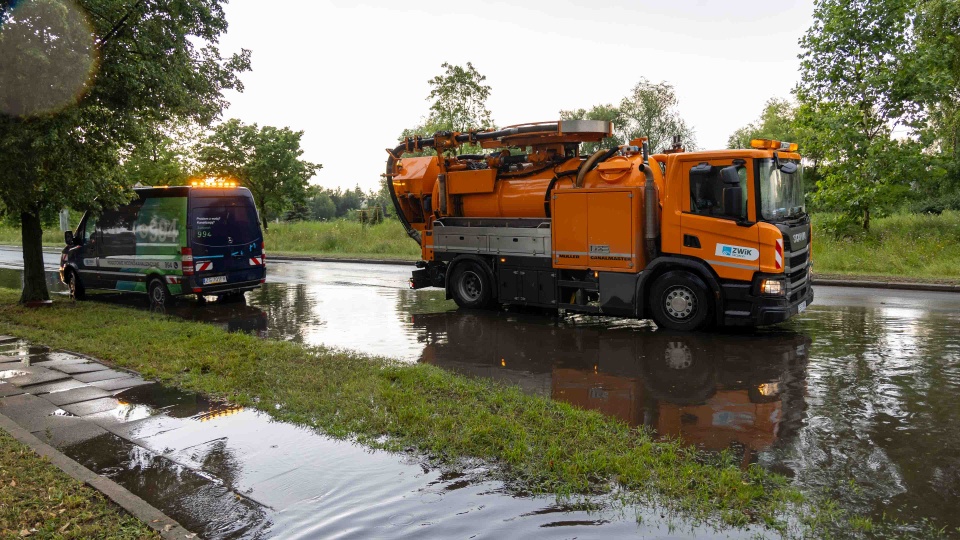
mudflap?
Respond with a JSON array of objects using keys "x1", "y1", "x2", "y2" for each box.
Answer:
[{"x1": 411, "y1": 268, "x2": 432, "y2": 289}]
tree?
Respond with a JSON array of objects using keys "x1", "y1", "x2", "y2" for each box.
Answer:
[
  {"x1": 795, "y1": 0, "x2": 920, "y2": 230},
  {"x1": 123, "y1": 121, "x2": 201, "y2": 186},
  {"x1": 426, "y1": 61, "x2": 493, "y2": 133},
  {"x1": 559, "y1": 78, "x2": 696, "y2": 155},
  {"x1": 618, "y1": 78, "x2": 696, "y2": 153},
  {"x1": 397, "y1": 62, "x2": 495, "y2": 156},
  {"x1": 196, "y1": 119, "x2": 321, "y2": 229},
  {"x1": 305, "y1": 186, "x2": 336, "y2": 221},
  {"x1": 726, "y1": 98, "x2": 799, "y2": 149},
  {"x1": 0, "y1": 0, "x2": 250, "y2": 303},
  {"x1": 910, "y1": 0, "x2": 960, "y2": 200}
]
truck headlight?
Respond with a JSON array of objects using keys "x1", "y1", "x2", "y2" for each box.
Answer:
[{"x1": 760, "y1": 278, "x2": 785, "y2": 296}]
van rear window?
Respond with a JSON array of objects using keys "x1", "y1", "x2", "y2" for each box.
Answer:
[{"x1": 190, "y1": 199, "x2": 261, "y2": 247}]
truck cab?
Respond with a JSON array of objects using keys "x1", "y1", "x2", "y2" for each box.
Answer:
[{"x1": 654, "y1": 141, "x2": 812, "y2": 327}]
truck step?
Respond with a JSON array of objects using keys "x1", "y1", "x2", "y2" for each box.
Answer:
[{"x1": 557, "y1": 280, "x2": 598, "y2": 291}]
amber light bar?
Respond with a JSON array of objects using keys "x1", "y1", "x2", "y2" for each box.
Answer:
[
  {"x1": 750, "y1": 139, "x2": 799, "y2": 152},
  {"x1": 190, "y1": 177, "x2": 239, "y2": 188}
]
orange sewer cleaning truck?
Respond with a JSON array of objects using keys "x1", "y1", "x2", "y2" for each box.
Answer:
[{"x1": 385, "y1": 121, "x2": 813, "y2": 331}]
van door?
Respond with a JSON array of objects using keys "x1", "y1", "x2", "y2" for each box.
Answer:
[
  {"x1": 188, "y1": 191, "x2": 264, "y2": 287},
  {"x1": 98, "y1": 200, "x2": 143, "y2": 291},
  {"x1": 76, "y1": 213, "x2": 103, "y2": 288}
]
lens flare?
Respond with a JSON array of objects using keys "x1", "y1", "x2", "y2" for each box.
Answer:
[{"x1": 0, "y1": 0, "x2": 98, "y2": 117}]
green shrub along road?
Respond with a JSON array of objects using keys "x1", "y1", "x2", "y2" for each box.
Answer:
[
  {"x1": 0, "y1": 289, "x2": 930, "y2": 538},
  {"x1": 2, "y1": 212, "x2": 959, "y2": 281}
]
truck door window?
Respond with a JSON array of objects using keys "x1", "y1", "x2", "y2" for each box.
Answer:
[{"x1": 689, "y1": 163, "x2": 747, "y2": 220}]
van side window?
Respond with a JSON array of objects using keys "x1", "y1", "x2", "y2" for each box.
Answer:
[
  {"x1": 83, "y1": 215, "x2": 98, "y2": 243},
  {"x1": 99, "y1": 200, "x2": 142, "y2": 258},
  {"x1": 689, "y1": 163, "x2": 747, "y2": 220}
]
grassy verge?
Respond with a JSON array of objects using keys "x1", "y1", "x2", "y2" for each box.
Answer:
[
  {"x1": 811, "y1": 211, "x2": 960, "y2": 281},
  {"x1": 0, "y1": 290, "x2": 869, "y2": 536},
  {"x1": 264, "y1": 220, "x2": 420, "y2": 260},
  {"x1": 0, "y1": 429, "x2": 158, "y2": 539}
]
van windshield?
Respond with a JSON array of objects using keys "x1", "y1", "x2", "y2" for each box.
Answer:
[{"x1": 190, "y1": 196, "x2": 262, "y2": 248}]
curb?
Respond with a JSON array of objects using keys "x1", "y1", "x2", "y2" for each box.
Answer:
[
  {"x1": 0, "y1": 412, "x2": 196, "y2": 539},
  {"x1": 270, "y1": 254, "x2": 416, "y2": 266},
  {"x1": 813, "y1": 278, "x2": 960, "y2": 293}
]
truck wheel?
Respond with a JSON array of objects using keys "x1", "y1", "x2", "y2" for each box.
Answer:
[
  {"x1": 66, "y1": 270, "x2": 85, "y2": 301},
  {"x1": 148, "y1": 278, "x2": 171, "y2": 307},
  {"x1": 450, "y1": 261, "x2": 493, "y2": 309},
  {"x1": 649, "y1": 271, "x2": 710, "y2": 331}
]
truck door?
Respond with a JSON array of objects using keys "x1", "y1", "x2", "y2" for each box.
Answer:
[{"x1": 679, "y1": 159, "x2": 759, "y2": 284}]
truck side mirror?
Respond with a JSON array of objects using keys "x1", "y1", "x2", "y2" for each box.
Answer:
[
  {"x1": 64, "y1": 231, "x2": 74, "y2": 245},
  {"x1": 720, "y1": 165, "x2": 741, "y2": 185},
  {"x1": 779, "y1": 161, "x2": 798, "y2": 174},
  {"x1": 723, "y1": 185, "x2": 743, "y2": 219}
]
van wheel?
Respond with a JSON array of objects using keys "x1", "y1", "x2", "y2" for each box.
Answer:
[
  {"x1": 148, "y1": 278, "x2": 171, "y2": 307},
  {"x1": 66, "y1": 271, "x2": 85, "y2": 301},
  {"x1": 649, "y1": 271, "x2": 710, "y2": 331},
  {"x1": 450, "y1": 261, "x2": 494, "y2": 309}
]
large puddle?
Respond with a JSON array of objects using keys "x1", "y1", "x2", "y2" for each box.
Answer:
[{"x1": 2, "y1": 262, "x2": 960, "y2": 534}]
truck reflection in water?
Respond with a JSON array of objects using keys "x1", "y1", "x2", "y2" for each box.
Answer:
[
  {"x1": 90, "y1": 292, "x2": 269, "y2": 337},
  {"x1": 412, "y1": 310, "x2": 809, "y2": 463}
]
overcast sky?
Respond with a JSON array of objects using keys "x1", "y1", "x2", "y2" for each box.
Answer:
[{"x1": 216, "y1": 0, "x2": 815, "y2": 192}]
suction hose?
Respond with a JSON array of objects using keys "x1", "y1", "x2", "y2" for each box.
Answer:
[
  {"x1": 386, "y1": 143, "x2": 422, "y2": 245},
  {"x1": 575, "y1": 146, "x2": 620, "y2": 188}
]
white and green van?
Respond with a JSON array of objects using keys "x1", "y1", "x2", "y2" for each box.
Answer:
[{"x1": 59, "y1": 185, "x2": 266, "y2": 304}]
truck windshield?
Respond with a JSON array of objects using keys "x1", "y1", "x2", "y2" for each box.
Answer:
[{"x1": 758, "y1": 158, "x2": 804, "y2": 221}]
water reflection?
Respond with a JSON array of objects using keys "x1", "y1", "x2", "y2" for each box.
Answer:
[
  {"x1": 782, "y1": 306, "x2": 960, "y2": 531},
  {"x1": 411, "y1": 310, "x2": 809, "y2": 461}
]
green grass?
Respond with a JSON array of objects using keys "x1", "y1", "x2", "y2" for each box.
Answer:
[
  {"x1": 0, "y1": 430, "x2": 159, "y2": 539},
  {"x1": 0, "y1": 289, "x2": 822, "y2": 535},
  {"x1": 812, "y1": 211, "x2": 960, "y2": 280},
  {"x1": 264, "y1": 220, "x2": 420, "y2": 260}
]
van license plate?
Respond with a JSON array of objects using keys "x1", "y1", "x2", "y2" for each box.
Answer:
[
  {"x1": 203, "y1": 276, "x2": 227, "y2": 285},
  {"x1": 797, "y1": 301, "x2": 807, "y2": 313}
]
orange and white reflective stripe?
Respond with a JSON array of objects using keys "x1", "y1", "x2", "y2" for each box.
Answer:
[
  {"x1": 775, "y1": 238, "x2": 784, "y2": 270},
  {"x1": 249, "y1": 256, "x2": 264, "y2": 266},
  {"x1": 196, "y1": 261, "x2": 213, "y2": 272}
]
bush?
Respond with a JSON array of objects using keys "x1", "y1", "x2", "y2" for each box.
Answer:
[{"x1": 910, "y1": 192, "x2": 960, "y2": 215}]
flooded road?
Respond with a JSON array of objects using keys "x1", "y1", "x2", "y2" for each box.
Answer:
[{"x1": 2, "y1": 249, "x2": 960, "y2": 534}]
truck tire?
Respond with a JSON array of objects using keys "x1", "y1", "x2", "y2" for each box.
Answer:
[
  {"x1": 148, "y1": 278, "x2": 171, "y2": 307},
  {"x1": 449, "y1": 261, "x2": 494, "y2": 309},
  {"x1": 649, "y1": 271, "x2": 710, "y2": 331},
  {"x1": 66, "y1": 270, "x2": 85, "y2": 301}
]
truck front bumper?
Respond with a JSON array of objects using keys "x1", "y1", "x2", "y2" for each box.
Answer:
[{"x1": 722, "y1": 272, "x2": 814, "y2": 327}]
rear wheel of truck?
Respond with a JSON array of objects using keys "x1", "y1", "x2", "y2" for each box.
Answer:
[
  {"x1": 66, "y1": 270, "x2": 85, "y2": 301},
  {"x1": 148, "y1": 278, "x2": 171, "y2": 307},
  {"x1": 649, "y1": 271, "x2": 710, "y2": 331},
  {"x1": 450, "y1": 261, "x2": 493, "y2": 309}
]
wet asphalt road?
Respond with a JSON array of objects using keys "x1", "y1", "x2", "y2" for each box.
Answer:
[{"x1": 2, "y1": 246, "x2": 960, "y2": 535}]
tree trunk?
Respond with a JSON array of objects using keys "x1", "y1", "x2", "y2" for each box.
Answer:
[
  {"x1": 258, "y1": 195, "x2": 269, "y2": 231},
  {"x1": 19, "y1": 211, "x2": 50, "y2": 304}
]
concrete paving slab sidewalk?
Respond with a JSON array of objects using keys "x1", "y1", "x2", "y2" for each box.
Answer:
[{"x1": 0, "y1": 338, "x2": 273, "y2": 537}]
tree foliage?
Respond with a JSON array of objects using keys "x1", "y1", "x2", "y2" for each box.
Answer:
[
  {"x1": 0, "y1": 0, "x2": 250, "y2": 302},
  {"x1": 726, "y1": 98, "x2": 799, "y2": 149},
  {"x1": 561, "y1": 78, "x2": 696, "y2": 154},
  {"x1": 795, "y1": 0, "x2": 922, "y2": 229},
  {"x1": 196, "y1": 119, "x2": 321, "y2": 229},
  {"x1": 398, "y1": 61, "x2": 495, "y2": 156},
  {"x1": 426, "y1": 61, "x2": 493, "y2": 133}
]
